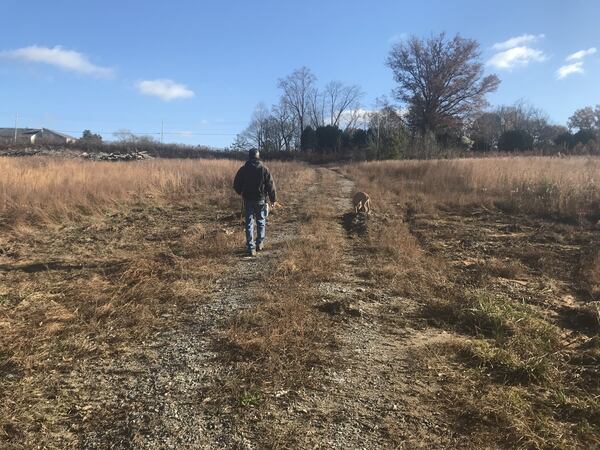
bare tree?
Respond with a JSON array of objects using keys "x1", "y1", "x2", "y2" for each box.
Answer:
[
  {"x1": 470, "y1": 112, "x2": 502, "y2": 150},
  {"x1": 387, "y1": 33, "x2": 500, "y2": 136},
  {"x1": 242, "y1": 103, "x2": 297, "y2": 153},
  {"x1": 230, "y1": 133, "x2": 251, "y2": 151},
  {"x1": 113, "y1": 129, "x2": 137, "y2": 142},
  {"x1": 278, "y1": 67, "x2": 317, "y2": 144},
  {"x1": 324, "y1": 81, "x2": 363, "y2": 129},
  {"x1": 242, "y1": 103, "x2": 271, "y2": 150},
  {"x1": 271, "y1": 101, "x2": 297, "y2": 152},
  {"x1": 339, "y1": 108, "x2": 363, "y2": 131},
  {"x1": 308, "y1": 89, "x2": 326, "y2": 128},
  {"x1": 495, "y1": 101, "x2": 549, "y2": 142},
  {"x1": 112, "y1": 129, "x2": 157, "y2": 144},
  {"x1": 568, "y1": 105, "x2": 599, "y2": 131},
  {"x1": 470, "y1": 101, "x2": 550, "y2": 149},
  {"x1": 368, "y1": 102, "x2": 408, "y2": 158},
  {"x1": 538, "y1": 124, "x2": 568, "y2": 146}
]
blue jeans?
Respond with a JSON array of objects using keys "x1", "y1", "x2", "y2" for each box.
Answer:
[{"x1": 244, "y1": 200, "x2": 268, "y2": 251}]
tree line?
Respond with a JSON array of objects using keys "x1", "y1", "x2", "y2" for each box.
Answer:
[
  {"x1": 230, "y1": 67, "x2": 364, "y2": 154},
  {"x1": 233, "y1": 33, "x2": 600, "y2": 159}
]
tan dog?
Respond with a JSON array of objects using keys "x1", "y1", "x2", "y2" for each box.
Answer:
[{"x1": 352, "y1": 192, "x2": 371, "y2": 214}]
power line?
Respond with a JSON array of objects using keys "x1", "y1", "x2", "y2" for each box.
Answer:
[
  {"x1": 53, "y1": 130, "x2": 238, "y2": 136},
  {"x1": 0, "y1": 114, "x2": 248, "y2": 128}
]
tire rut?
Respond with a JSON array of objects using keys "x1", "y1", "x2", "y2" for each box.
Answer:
[
  {"x1": 76, "y1": 170, "x2": 316, "y2": 449},
  {"x1": 277, "y1": 168, "x2": 459, "y2": 449}
]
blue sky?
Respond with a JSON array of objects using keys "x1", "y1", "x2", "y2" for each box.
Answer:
[{"x1": 0, "y1": 0, "x2": 598, "y2": 147}]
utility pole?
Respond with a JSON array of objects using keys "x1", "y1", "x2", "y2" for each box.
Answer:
[
  {"x1": 376, "y1": 114, "x2": 380, "y2": 159},
  {"x1": 13, "y1": 113, "x2": 18, "y2": 144},
  {"x1": 160, "y1": 120, "x2": 164, "y2": 144}
]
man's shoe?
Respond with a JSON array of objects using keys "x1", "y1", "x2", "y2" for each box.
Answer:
[
  {"x1": 257, "y1": 242, "x2": 264, "y2": 251},
  {"x1": 248, "y1": 249, "x2": 257, "y2": 257}
]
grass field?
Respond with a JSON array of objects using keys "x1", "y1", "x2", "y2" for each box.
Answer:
[
  {"x1": 342, "y1": 156, "x2": 600, "y2": 448},
  {"x1": 342, "y1": 156, "x2": 600, "y2": 222},
  {"x1": 0, "y1": 155, "x2": 598, "y2": 448}
]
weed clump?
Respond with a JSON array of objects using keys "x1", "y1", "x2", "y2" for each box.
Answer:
[{"x1": 426, "y1": 290, "x2": 562, "y2": 383}]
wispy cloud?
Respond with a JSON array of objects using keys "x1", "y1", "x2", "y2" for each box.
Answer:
[
  {"x1": 556, "y1": 62, "x2": 584, "y2": 79},
  {"x1": 487, "y1": 46, "x2": 547, "y2": 70},
  {"x1": 556, "y1": 47, "x2": 596, "y2": 79},
  {"x1": 135, "y1": 79, "x2": 195, "y2": 101},
  {"x1": 492, "y1": 34, "x2": 545, "y2": 51},
  {"x1": 566, "y1": 47, "x2": 597, "y2": 61},
  {"x1": 0, "y1": 45, "x2": 113, "y2": 77},
  {"x1": 488, "y1": 34, "x2": 547, "y2": 70}
]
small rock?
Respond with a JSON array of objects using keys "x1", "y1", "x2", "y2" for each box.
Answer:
[
  {"x1": 345, "y1": 304, "x2": 362, "y2": 317},
  {"x1": 317, "y1": 300, "x2": 344, "y2": 315}
]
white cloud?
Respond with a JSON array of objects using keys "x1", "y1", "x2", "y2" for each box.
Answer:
[
  {"x1": 566, "y1": 47, "x2": 597, "y2": 61},
  {"x1": 556, "y1": 62, "x2": 585, "y2": 79},
  {"x1": 0, "y1": 45, "x2": 113, "y2": 77},
  {"x1": 492, "y1": 34, "x2": 545, "y2": 51},
  {"x1": 487, "y1": 46, "x2": 547, "y2": 70},
  {"x1": 135, "y1": 79, "x2": 195, "y2": 101}
]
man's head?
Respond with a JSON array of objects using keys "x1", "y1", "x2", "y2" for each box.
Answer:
[{"x1": 248, "y1": 148, "x2": 260, "y2": 160}]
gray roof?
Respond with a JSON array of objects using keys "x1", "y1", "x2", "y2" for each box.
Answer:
[
  {"x1": 42, "y1": 128, "x2": 76, "y2": 140},
  {"x1": 0, "y1": 128, "x2": 76, "y2": 140},
  {"x1": 0, "y1": 128, "x2": 39, "y2": 138}
]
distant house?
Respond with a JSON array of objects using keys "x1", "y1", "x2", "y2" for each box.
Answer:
[{"x1": 0, "y1": 128, "x2": 77, "y2": 145}]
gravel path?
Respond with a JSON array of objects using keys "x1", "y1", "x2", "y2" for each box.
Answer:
[
  {"x1": 257, "y1": 168, "x2": 460, "y2": 449},
  {"x1": 75, "y1": 167, "x2": 456, "y2": 449},
  {"x1": 75, "y1": 174, "x2": 310, "y2": 449}
]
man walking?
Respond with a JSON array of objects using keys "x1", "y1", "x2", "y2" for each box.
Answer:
[{"x1": 233, "y1": 149, "x2": 277, "y2": 257}]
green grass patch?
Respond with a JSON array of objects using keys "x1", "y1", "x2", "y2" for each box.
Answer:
[{"x1": 425, "y1": 289, "x2": 562, "y2": 384}]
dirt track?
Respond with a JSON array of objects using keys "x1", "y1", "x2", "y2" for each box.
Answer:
[{"x1": 60, "y1": 167, "x2": 456, "y2": 449}]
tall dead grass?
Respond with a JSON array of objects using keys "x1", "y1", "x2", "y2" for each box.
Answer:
[
  {"x1": 0, "y1": 157, "x2": 308, "y2": 227},
  {"x1": 0, "y1": 156, "x2": 311, "y2": 448},
  {"x1": 343, "y1": 156, "x2": 600, "y2": 222},
  {"x1": 0, "y1": 157, "x2": 238, "y2": 225}
]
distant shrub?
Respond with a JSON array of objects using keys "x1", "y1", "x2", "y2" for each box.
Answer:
[
  {"x1": 554, "y1": 132, "x2": 575, "y2": 149},
  {"x1": 574, "y1": 129, "x2": 597, "y2": 145},
  {"x1": 498, "y1": 130, "x2": 534, "y2": 152},
  {"x1": 315, "y1": 125, "x2": 343, "y2": 153},
  {"x1": 300, "y1": 126, "x2": 317, "y2": 152}
]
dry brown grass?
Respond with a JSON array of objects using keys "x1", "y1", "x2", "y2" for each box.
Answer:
[
  {"x1": 215, "y1": 169, "x2": 344, "y2": 447},
  {"x1": 0, "y1": 157, "x2": 311, "y2": 228},
  {"x1": 342, "y1": 156, "x2": 600, "y2": 448},
  {"x1": 0, "y1": 156, "x2": 311, "y2": 448},
  {"x1": 2, "y1": 154, "x2": 598, "y2": 447},
  {"x1": 580, "y1": 249, "x2": 600, "y2": 300},
  {"x1": 342, "y1": 156, "x2": 600, "y2": 222},
  {"x1": 224, "y1": 177, "x2": 341, "y2": 395},
  {"x1": 0, "y1": 157, "x2": 241, "y2": 226}
]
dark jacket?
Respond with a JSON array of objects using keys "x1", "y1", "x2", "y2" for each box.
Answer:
[{"x1": 233, "y1": 158, "x2": 277, "y2": 203}]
